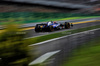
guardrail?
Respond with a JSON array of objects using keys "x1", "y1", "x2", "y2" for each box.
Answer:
[{"x1": 3, "y1": 0, "x2": 92, "y2": 9}]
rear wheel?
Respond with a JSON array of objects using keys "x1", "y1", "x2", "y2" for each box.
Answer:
[
  {"x1": 65, "y1": 22, "x2": 70, "y2": 29},
  {"x1": 35, "y1": 25, "x2": 40, "y2": 32}
]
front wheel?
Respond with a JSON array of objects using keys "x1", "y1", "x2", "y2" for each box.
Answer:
[{"x1": 65, "y1": 22, "x2": 70, "y2": 29}]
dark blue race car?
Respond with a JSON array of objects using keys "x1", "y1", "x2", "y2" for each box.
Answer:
[{"x1": 35, "y1": 21, "x2": 73, "y2": 32}]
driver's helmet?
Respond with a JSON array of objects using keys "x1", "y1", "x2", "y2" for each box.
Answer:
[{"x1": 48, "y1": 21, "x2": 52, "y2": 25}]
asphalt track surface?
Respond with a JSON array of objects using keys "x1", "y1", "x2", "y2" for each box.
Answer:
[
  {"x1": 28, "y1": 19, "x2": 100, "y2": 66},
  {"x1": 30, "y1": 27, "x2": 100, "y2": 66},
  {"x1": 26, "y1": 20, "x2": 100, "y2": 38}
]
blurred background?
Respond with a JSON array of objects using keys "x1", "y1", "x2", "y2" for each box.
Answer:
[
  {"x1": 0, "y1": 0, "x2": 100, "y2": 66},
  {"x1": 0, "y1": 0, "x2": 100, "y2": 13}
]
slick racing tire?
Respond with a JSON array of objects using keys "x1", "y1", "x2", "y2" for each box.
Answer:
[
  {"x1": 65, "y1": 22, "x2": 70, "y2": 29},
  {"x1": 35, "y1": 25, "x2": 40, "y2": 32}
]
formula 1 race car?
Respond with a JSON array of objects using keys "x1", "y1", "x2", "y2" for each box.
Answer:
[{"x1": 35, "y1": 21, "x2": 73, "y2": 32}]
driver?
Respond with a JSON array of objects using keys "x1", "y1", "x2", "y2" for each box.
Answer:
[{"x1": 53, "y1": 21, "x2": 57, "y2": 24}]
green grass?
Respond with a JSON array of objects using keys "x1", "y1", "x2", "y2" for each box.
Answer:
[
  {"x1": 0, "y1": 12, "x2": 100, "y2": 25},
  {"x1": 62, "y1": 36, "x2": 100, "y2": 66},
  {"x1": 26, "y1": 25, "x2": 100, "y2": 45}
]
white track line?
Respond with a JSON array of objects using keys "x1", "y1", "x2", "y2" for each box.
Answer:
[
  {"x1": 29, "y1": 50, "x2": 61, "y2": 65},
  {"x1": 29, "y1": 28, "x2": 100, "y2": 46}
]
